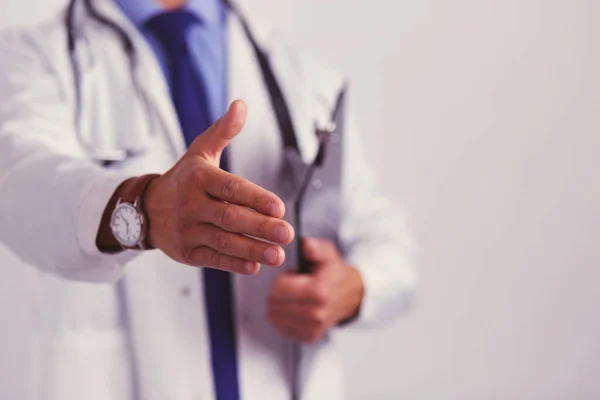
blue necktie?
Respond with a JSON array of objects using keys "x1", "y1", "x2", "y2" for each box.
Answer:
[{"x1": 146, "y1": 10, "x2": 239, "y2": 400}]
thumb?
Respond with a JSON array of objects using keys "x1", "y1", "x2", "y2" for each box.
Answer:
[{"x1": 188, "y1": 99, "x2": 247, "y2": 162}]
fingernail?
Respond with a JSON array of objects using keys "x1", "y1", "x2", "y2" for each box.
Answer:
[
  {"x1": 264, "y1": 247, "x2": 279, "y2": 265},
  {"x1": 274, "y1": 225, "x2": 289, "y2": 243},
  {"x1": 245, "y1": 261, "x2": 257, "y2": 274}
]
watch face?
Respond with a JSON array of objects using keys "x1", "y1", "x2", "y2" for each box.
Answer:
[{"x1": 110, "y1": 203, "x2": 143, "y2": 247}]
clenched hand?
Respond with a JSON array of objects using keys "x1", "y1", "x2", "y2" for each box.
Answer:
[{"x1": 268, "y1": 238, "x2": 364, "y2": 343}]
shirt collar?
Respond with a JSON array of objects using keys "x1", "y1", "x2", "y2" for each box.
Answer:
[{"x1": 114, "y1": 0, "x2": 225, "y2": 28}]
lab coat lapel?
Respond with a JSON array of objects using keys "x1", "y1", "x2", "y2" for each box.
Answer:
[
  {"x1": 226, "y1": 8, "x2": 281, "y2": 185},
  {"x1": 227, "y1": 8, "x2": 295, "y2": 400},
  {"x1": 227, "y1": 7, "x2": 348, "y2": 399},
  {"x1": 91, "y1": 0, "x2": 187, "y2": 157}
]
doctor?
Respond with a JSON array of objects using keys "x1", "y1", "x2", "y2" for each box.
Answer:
[{"x1": 0, "y1": 0, "x2": 416, "y2": 399}]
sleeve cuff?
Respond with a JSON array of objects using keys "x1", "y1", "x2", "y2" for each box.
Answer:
[
  {"x1": 73, "y1": 171, "x2": 139, "y2": 282},
  {"x1": 346, "y1": 256, "x2": 417, "y2": 328},
  {"x1": 77, "y1": 172, "x2": 132, "y2": 257}
]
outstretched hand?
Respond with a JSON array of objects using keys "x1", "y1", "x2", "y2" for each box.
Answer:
[{"x1": 145, "y1": 100, "x2": 295, "y2": 274}]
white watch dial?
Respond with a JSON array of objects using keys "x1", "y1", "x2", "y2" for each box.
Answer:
[{"x1": 110, "y1": 203, "x2": 143, "y2": 247}]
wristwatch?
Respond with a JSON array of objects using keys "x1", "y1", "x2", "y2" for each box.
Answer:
[{"x1": 109, "y1": 174, "x2": 159, "y2": 250}]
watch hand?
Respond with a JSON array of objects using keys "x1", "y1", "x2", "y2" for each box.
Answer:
[{"x1": 123, "y1": 218, "x2": 130, "y2": 235}]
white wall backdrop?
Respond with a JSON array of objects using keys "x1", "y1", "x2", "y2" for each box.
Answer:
[{"x1": 1, "y1": 0, "x2": 599, "y2": 399}]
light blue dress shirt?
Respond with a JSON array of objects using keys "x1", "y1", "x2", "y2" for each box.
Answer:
[{"x1": 115, "y1": 0, "x2": 228, "y2": 122}]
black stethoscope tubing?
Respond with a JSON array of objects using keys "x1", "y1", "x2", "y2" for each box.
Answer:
[{"x1": 65, "y1": 0, "x2": 300, "y2": 161}]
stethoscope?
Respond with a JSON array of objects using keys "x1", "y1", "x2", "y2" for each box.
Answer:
[
  {"x1": 66, "y1": 0, "x2": 152, "y2": 163},
  {"x1": 65, "y1": 0, "x2": 303, "y2": 165},
  {"x1": 65, "y1": 1, "x2": 345, "y2": 398}
]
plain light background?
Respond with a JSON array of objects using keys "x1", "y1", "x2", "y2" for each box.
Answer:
[{"x1": 1, "y1": 0, "x2": 599, "y2": 399}]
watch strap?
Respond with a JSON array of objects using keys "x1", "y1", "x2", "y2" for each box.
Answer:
[
  {"x1": 119, "y1": 174, "x2": 160, "y2": 250},
  {"x1": 96, "y1": 174, "x2": 160, "y2": 253}
]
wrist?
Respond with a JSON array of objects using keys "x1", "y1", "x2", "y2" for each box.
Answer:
[
  {"x1": 96, "y1": 174, "x2": 160, "y2": 253},
  {"x1": 96, "y1": 178, "x2": 135, "y2": 253},
  {"x1": 143, "y1": 175, "x2": 166, "y2": 250}
]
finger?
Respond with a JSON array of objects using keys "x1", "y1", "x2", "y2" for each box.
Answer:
[
  {"x1": 270, "y1": 316, "x2": 324, "y2": 344},
  {"x1": 302, "y1": 237, "x2": 338, "y2": 263},
  {"x1": 205, "y1": 201, "x2": 294, "y2": 245},
  {"x1": 189, "y1": 99, "x2": 246, "y2": 161},
  {"x1": 269, "y1": 273, "x2": 326, "y2": 304},
  {"x1": 272, "y1": 321, "x2": 308, "y2": 342},
  {"x1": 191, "y1": 224, "x2": 286, "y2": 267},
  {"x1": 268, "y1": 313, "x2": 310, "y2": 340},
  {"x1": 203, "y1": 168, "x2": 287, "y2": 219},
  {"x1": 182, "y1": 246, "x2": 260, "y2": 275},
  {"x1": 268, "y1": 303, "x2": 325, "y2": 328}
]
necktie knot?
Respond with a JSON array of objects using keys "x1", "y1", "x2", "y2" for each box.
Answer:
[{"x1": 145, "y1": 9, "x2": 200, "y2": 56}]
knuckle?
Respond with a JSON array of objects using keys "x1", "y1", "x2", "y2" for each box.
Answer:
[
  {"x1": 257, "y1": 219, "x2": 271, "y2": 238},
  {"x1": 208, "y1": 249, "x2": 221, "y2": 268},
  {"x1": 252, "y1": 195, "x2": 265, "y2": 213},
  {"x1": 179, "y1": 246, "x2": 195, "y2": 266},
  {"x1": 217, "y1": 205, "x2": 237, "y2": 228},
  {"x1": 311, "y1": 283, "x2": 329, "y2": 305},
  {"x1": 214, "y1": 231, "x2": 230, "y2": 252},
  {"x1": 311, "y1": 308, "x2": 327, "y2": 327},
  {"x1": 221, "y1": 179, "x2": 243, "y2": 201}
]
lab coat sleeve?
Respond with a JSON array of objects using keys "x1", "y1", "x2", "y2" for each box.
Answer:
[
  {"x1": 0, "y1": 28, "x2": 137, "y2": 282},
  {"x1": 339, "y1": 101, "x2": 417, "y2": 328}
]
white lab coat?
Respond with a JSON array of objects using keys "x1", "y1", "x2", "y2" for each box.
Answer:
[{"x1": 0, "y1": 1, "x2": 416, "y2": 399}]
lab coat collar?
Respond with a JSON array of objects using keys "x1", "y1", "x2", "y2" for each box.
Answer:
[
  {"x1": 113, "y1": 0, "x2": 225, "y2": 29},
  {"x1": 112, "y1": 0, "x2": 161, "y2": 28},
  {"x1": 77, "y1": 0, "x2": 319, "y2": 163}
]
